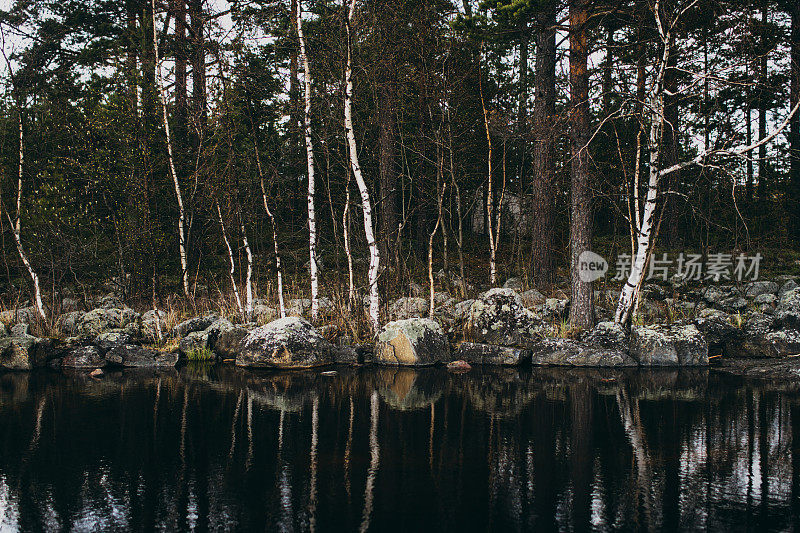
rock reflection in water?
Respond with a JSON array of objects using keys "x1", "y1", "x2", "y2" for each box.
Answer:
[{"x1": 0, "y1": 366, "x2": 800, "y2": 531}]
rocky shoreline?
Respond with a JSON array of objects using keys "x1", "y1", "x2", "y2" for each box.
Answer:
[{"x1": 1, "y1": 278, "x2": 800, "y2": 374}]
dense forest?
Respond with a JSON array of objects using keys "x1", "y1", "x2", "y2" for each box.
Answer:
[{"x1": 0, "y1": 0, "x2": 798, "y2": 335}]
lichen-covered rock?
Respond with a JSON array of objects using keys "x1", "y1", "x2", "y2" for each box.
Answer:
[
  {"x1": 464, "y1": 289, "x2": 542, "y2": 347},
  {"x1": 236, "y1": 317, "x2": 334, "y2": 369},
  {"x1": 389, "y1": 297, "x2": 428, "y2": 320},
  {"x1": 0, "y1": 305, "x2": 38, "y2": 325},
  {"x1": 214, "y1": 326, "x2": 250, "y2": 359},
  {"x1": 452, "y1": 300, "x2": 475, "y2": 321},
  {"x1": 529, "y1": 338, "x2": 636, "y2": 367},
  {"x1": 0, "y1": 322, "x2": 7, "y2": 337},
  {"x1": 776, "y1": 288, "x2": 800, "y2": 329},
  {"x1": 630, "y1": 324, "x2": 708, "y2": 366},
  {"x1": 542, "y1": 298, "x2": 569, "y2": 319},
  {"x1": 0, "y1": 336, "x2": 56, "y2": 370},
  {"x1": 453, "y1": 342, "x2": 530, "y2": 365},
  {"x1": 179, "y1": 330, "x2": 210, "y2": 357},
  {"x1": 76, "y1": 307, "x2": 138, "y2": 339},
  {"x1": 105, "y1": 344, "x2": 178, "y2": 367},
  {"x1": 11, "y1": 323, "x2": 29, "y2": 337},
  {"x1": 583, "y1": 321, "x2": 628, "y2": 350},
  {"x1": 520, "y1": 289, "x2": 546, "y2": 308},
  {"x1": 62, "y1": 345, "x2": 106, "y2": 369},
  {"x1": 763, "y1": 329, "x2": 800, "y2": 357},
  {"x1": 94, "y1": 330, "x2": 134, "y2": 354},
  {"x1": 779, "y1": 279, "x2": 798, "y2": 299},
  {"x1": 745, "y1": 281, "x2": 779, "y2": 298},
  {"x1": 140, "y1": 310, "x2": 166, "y2": 342},
  {"x1": 376, "y1": 318, "x2": 450, "y2": 366},
  {"x1": 754, "y1": 293, "x2": 777, "y2": 306},
  {"x1": 58, "y1": 311, "x2": 84, "y2": 337},
  {"x1": 694, "y1": 310, "x2": 741, "y2": 355},
  {"x1": 174, "y1": 315, "x2": 219, "y2": 338}
]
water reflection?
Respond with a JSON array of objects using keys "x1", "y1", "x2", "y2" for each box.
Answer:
[{"x1": 1, "y1": 366, "x2": 800, "y2": 531}]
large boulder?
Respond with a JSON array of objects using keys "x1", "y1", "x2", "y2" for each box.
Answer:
[
  {"x1": 94, "y1": 330, "x2": 134, "y2": 354},
  {"x1": 375, "y1": 318, "x2": 451, "y2": 366},
  {"x1": 140, "y1": 310, "x2": 167, "y2": 342},
  {"x1": 529, "y1": 338, "x2": 636, "y2": 367},
  {"x1": 214, "y1": 326, "x2": 250, "y2": 359},
  {"x1": 464, "y1": 289, "x2": 542, "y2": 347},
  {"x1": 105, "y1": 344, "x2": 178, "y2": 368},
  {"x1": 694, "y1": 309, "x2": 741, "y2": 355},
  {"x1": 630, "y1": 324, "x2": 708, "y2": 366},
  {"x1": 0, "y1": 335, "x2": 56, "y2": 370},
  {"x1": 776, "y1": 288, "x2": 800, "y2": 329},
  {"x1": 236, "y1": 317, "x2": 334, "y2": 369},
  {"x1": 76, "y1": 307, "x2": 138, "y2": 339},
  {"x1": 453, "y1": 342, "x2": 530, "y2": 366},
  {"x1": 174, "y1": 315, "x2": 219, "y2": 338},
  {"x1": 179, "y1": 330, "x2": 212, "y2": 359},
  {"x1": 745, "y1": 281, "x2": 779, "y2": 298},
  {"x1": 62, "y1": 345, "x2": 106, "y2": 369}
]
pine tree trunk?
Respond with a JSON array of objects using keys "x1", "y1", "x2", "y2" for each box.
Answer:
[
  {"x1": 568, "y1": 0, "x2": 594, "y2": 330},
  {"x1": 529, "y1": 3, "x2": 556, "y2": 288}
]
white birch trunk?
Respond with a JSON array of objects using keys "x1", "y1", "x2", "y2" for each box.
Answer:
[
  {"x1": 615, "y1": 18, "x2": 669, "y2": 325},
  {"x1": 343, "y1": 174, "x2": 356, "y2": 306},
  {"x1": 241, "y1": 218, "x2": 254, "y2": 322},
  {"x1": 254, "y1": 143, "x2": 286, "y2": 318},
  {"x1": 152, "y1": 0, "x2": 189, "y2": 297},
  {"x1": 345, "y1": 0, "x2": 380, "y2": 331},
  {"x1": 215, "y1": 201, "x2": 244, "y2": 317},
  {"x1": 296, "y1": 0, "x2": 320, "y2": 320},
  {"x1": 479, "y1": 60, "x2": 497, "y2": 285}
]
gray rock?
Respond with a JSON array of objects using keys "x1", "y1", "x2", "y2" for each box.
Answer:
[
  {"x1": 204, "y1": 318, "x2": 235, "y2": 351},
  {"x1": 236, "y1": 317, "x2": 334, "y2": 369},
  {"x1": 520, "y1": 289, "x2": 546, "y2": 308},
  {"x1": 454, "y1": 342, "x2": 530, "y2": 365},
  {"x1": 179, "y1": 330, "x2": 211, "y2": 358},
  {"x1": 502, "y1": 277, "x2": 524, "y2": 291},
  {"x1": 694, "y1": 310, "x2": 741, "y2": 355},
  {"x1": 0, "y1": 336, "x2": 56, "y2": 370},
  {"x1": 754, "y1": 293, "x2": 777, "y2": 306},
  {"x1": 529, "y1": 338, "x2": 636, "y2": 367},
  {"x1": 214, "y1": 326, "x2": 250, "y2": 360},
  {"x1": 174, "y1": 315, "x2": 219, "y2": 338},
  {"x1": 0, "y1": 322, "x2": 7, "y2": 337},
  {"x1": 776, "y1": 288, "x2": 800, "y2": 329},
  {"x1": 464, "y1": 289, "x2": 542, "y2": 347},
  {"x1": 94, "y1": 330, "x2": 133, "y2": 354},
  {"x1": 452, "y1": 300, "x2": 475, "y2": 321},
  {"x1": 727, "y1": 313, "x2": 777, "y2": 358},
  {"x1": 0, "y1": 306, "x2": 38, "y2": 325},
  {"x1": 376, "y1": 318, "x2": 451, "y2": 366},
  {"x1": 745, "y1": 281, "x2": 779, "y2": 298},
  {"x1": 140, "y1": 310, "x2": 166, "y2": 342},
  {"x1": 62, "y1": 345, "x2": 106, "y2": 369},
  {"x1": 77, "y1": 307, "x2": 138, "y2": 339},
  {"x1": 105, "y1": 344, "x2": 178, "y2": 368},
  {"x1": 11, "y1": 323, "x2": 29, "y2": 337},
  {"x1": 779, "y1": 279, "x2": 798, "y2": 299},
  {"x1": 389, "y1": 297, "x2": 428, "y2": 320},
  {"x1": 58, "y1": 311, "x2": 84, "y2": 336},
  {"x1": 542, "y1": 298, "x2": 569, "y2": 319},
  {"x1": 583, "y1": 321, "x2": 628, "y2": 350},
  {"x1": 763, "y1": 329, "x2": 800, "y2": 357},
  {"x1": 630, "y1": 324, "x2": 708, "y2": 366}
]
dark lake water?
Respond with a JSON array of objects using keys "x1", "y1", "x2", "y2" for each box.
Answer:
[{"x1": 1, "y1": 365, "x2": 800, "y2": 532}]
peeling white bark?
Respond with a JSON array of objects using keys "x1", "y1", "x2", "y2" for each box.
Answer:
[
  {"x1": 296, "y1": 0, "x2": 320, "y2": 321},
  {"x1": 345, "y1": 0, "x2": 380, "y2": 331},
  {"x1": 254, "y1": 144, "x2": 286, "y2": 318},
  {"x1": 215, "y1": 200, "x2": 244, "y2": 317},
  {"x1": 241, "y1": 217, "x2": 254, "y2": 322},
  {"x1": 152, "y1": 0, "x2": 189, "y2": 297}
]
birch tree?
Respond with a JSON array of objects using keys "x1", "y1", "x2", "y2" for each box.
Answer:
[
  {"x1": 215, "y1": 199, "x2": 244, "y2": 317},
  {"x1": 151, "y1": 0, "x2": 189, "y2": 297},
  {"x1": 253, "y1": 142, "x2": 286, "y2": 318},
  {"x1": 345, "y1": 0, "x2": 381, "y2": 332},
  {"x1": 296, "y1": 0, "x2": 320, "y2": 320},
  {"x1": 0, "y1": 27, "x2": 45, "y2": 321},
  {"x1": 615, "y1": 0, "x2": 800, "y2": 325}
]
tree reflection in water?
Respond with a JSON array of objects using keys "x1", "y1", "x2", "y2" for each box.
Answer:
[{"x1": 1, "y1": 366, "x2": 800, "y2": 531}]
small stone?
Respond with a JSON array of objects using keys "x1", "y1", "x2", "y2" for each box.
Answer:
[
  {"x1": 90, "y1": 368, "x2": 104, "y2": 378},
  {"x1": 446, "y1": 360, "x2": 472, "y2": 372}
]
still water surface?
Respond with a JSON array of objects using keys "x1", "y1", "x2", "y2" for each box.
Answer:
[{"x1": 1, "y1": 365, "x2": 799, "y2": 532}]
